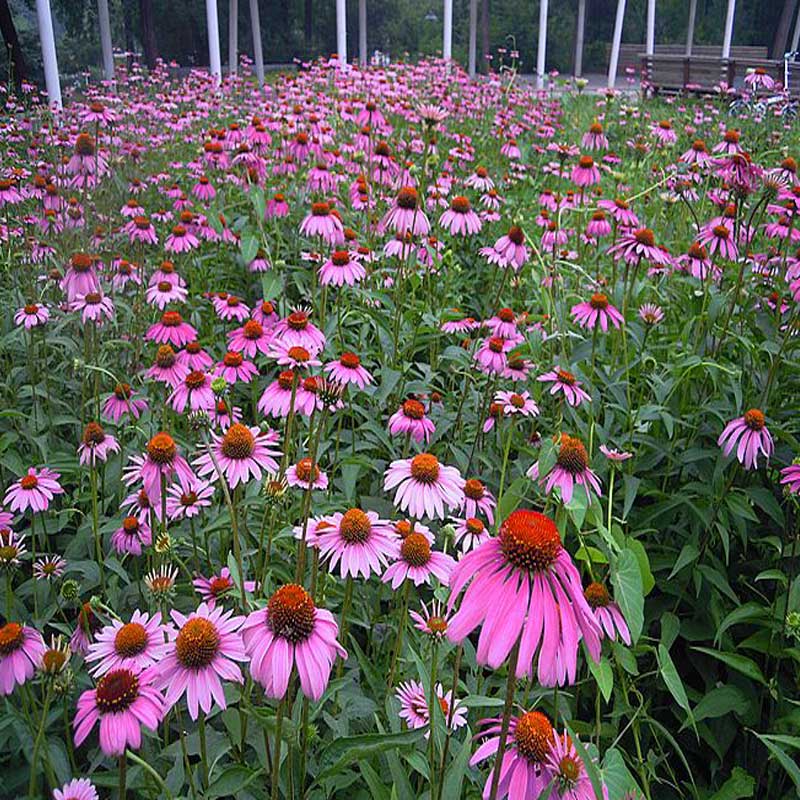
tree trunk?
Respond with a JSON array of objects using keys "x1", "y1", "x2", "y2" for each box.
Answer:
[
  {"x1": 0, "y1": 0, "x2": 26, "y2": 93},
  {"x1": 304, "y1": 0, "x2": 312, "y2": 48},
  {"x1": 139, "y1": 0, "x2": 159, "y2": 68},
  {"x1": 772, "y1": 0, "x2": 797, "y2": 58},
  {"x1": 480, "y1": 0, "x2": 489, "y2": 73}
]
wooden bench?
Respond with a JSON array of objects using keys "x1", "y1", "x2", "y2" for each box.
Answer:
[
  {"x1": 609, "y1": 43, "x2": 768, "y2": 80},
  {"x1": 641, "y1": 53, "x2": 783, "y2": 94}
]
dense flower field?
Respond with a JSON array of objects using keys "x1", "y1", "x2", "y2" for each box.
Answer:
[{"x1": 1, "y1": 56, "x2": 799, "y2": 800}]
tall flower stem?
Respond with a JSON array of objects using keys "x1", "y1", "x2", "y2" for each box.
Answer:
[
  {"x1": 335, "y1": 575, "x2": 354, "y2": 679},
  {"x1": 271, "y1": 698, "x2": 286, "y2": 800},
  {"x1": 496, "y1": 417, "x2": 516, "y2": 511},
  {"x1": 89, "y1": 465, "x2": 105, "y2": 592},
  {"x1": 28, "y1": 683, "x2": 52, "y2": 798},
  {"x1": 387, "y1": 581, "x2": 412, "y2": 687},
  {"x1": 487, "y1": 638, "x2": 521, "y2": 800},
  {"x1": 436, "y1": 643, "x2": 463, "y2": 800},
  {"x1": 198, "y1": 714, "x2": 209, "y2": 789},
  {"x1": 427, "y1": 641, "x2": 439, "y2": 796},
  {"x1": 295, "y1": 407, "x2": 328, "y2": 583},
  {"x1": 118, "y1": 753, "x2": 127, "y2": 800}
]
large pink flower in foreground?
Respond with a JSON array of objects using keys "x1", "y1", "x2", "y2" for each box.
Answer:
[
  {"x1": 383, "y1": 453, "x2": 465, "y2": 520},
  {"x1": 194, "y1": 423, "x2": 281, "y2": 487},
  {"x1": 157, "y1": 603, "x2": 247, "y2": 719},
  {"x1": 447, "y1": 510, "x2": 601, "y2": 686},
  {"x1": 241, "y1": 584, "x2": 346, "y2": 701},
  {"x1": 4, "y1": 467, "x2": 64, "y2": 513}
]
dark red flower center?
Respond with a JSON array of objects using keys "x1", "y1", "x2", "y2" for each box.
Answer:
[
  {"x1": 400, "y1": 532, "x2": 431, "y2": 567},
  {"x1": 175, "y1": 617, "x2": 220, "y2": 668},
  {"x1": 268, "y1": 584, "x2": 315, "y2": 642},
  {"x1": 95, "y1": 669, "x2": 139, "y2": 713},
  {"x1": 500, "y1": 510, "x2": 561, "y2": 572}
]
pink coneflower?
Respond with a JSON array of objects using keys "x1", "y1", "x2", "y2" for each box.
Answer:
[
  {"x1": 111, "y1": 515, "x2": 152, "y2": 556},
  {"x1": 652, "y1": 119, "x2": 677, "y2": 145},
  {"x1": 86, "y1": 611, "x2": 171, "y2": 676},
  {"x1": 71, "y1": 602, "x2": 103, "y2": 655},
  {"x1": 324, "y1": 351, "x2": 373, "y2": 388},
  {"x1": 126, "y1": 215, "x2": 158, "y2": 245},
  {"x1": 124, "y1": 432, "x2": 194, "y2": 504},
  {"x1": 267, "y1": 340, "x2": 322, "y2": 371},
  {"x1": 193, "y1": 567, "x2": 256, "y2": 607},
  {"x1": 744, "y1": 67, "x2": 776, "y2": 91},
  {"x1": 258, "y1": 370, "x2": 298, "y2": 418},
  {"x1": 388, "y1": 398, "x2": 436, "y2": 444},
  {"x1": 165, "y1": 477, "x2": 214, "y2": 520},
  {"x1": 146, "y1": 280, "x2": 187, "y2": 309},
  {"x1": 168, "y1": 370, "x2": 215, "y2": 414},
  {"x1": 61, "y1": 253, "x2": 100, "y2": 303},
  {"x1": 74, "y1": 666, "x2": 165, "y2": 756},
  {"x1": 448, "y1": 509, "x2": 601, "y2": 685},
  {"x1": 213, "y1": 294, "x2": 251, "y2": 323},
  {"x1": 4, "y1": 467, "x2": 63, "y2": 513},
  {"x1": 544, "y1": 731, "x2": 608, "y2": 800},
  {"x1": 384, "y1": 453, "x2": 465, "y2": 520},
  {"x1": 382, "y1": 187, "x2": 430, "y2": 236},
  {"x1": 584, "y1": 582, "x2": 631, "y2": 645},
  {"x1": 0, "y1": 622, "x2": 45, "y2": 694},
  {"x1": 470, "y1": 710, "x2": 555, "y2": 797},
  {"x1": 494, "y1": 390, "x2": 539, "y2": 418},
  {"x1": 453, "y1": 517, "x2": 492, "y2": 552},
  {"x1": 781, "y1": 463, "x2": 800, "y2": 494},
  {"x1": 571, "y1": 155, "x2": 601, "y2": 187},
  {"x1": 599, "y1": 445, "x2": 633, "y2": 462},
  {"x1": 318, "y1": 250, "x2": 366, "y2": 286},
  {"x1": 607, "y1": 227, "x2": 668, "y2": 266},
  {"x1": 178, "y1": 341, "x2": 214, "y2": 372},
  {"x1": 213, "y1": 351, "x2": 258, "y2": 384},
  {"x1": 103, "y1": 382, "x2": 149, "y2": 422},
  {"x1": 475, "y1": 335, "x2": 517, "y2": 375},
  {"x1": 638, "y1": 303, "x2": 664, "y2": 326},
  {"x1": 53, "y1": 778, "x2": 99, "y2": 800},
  {"x1": 410, "y1": 598, "x2": 453, "y2": 640},
  {"x1": 461, "y1": 478, "x2": 496, "y2": 524},
  {"x1": 486, "y1": 307, "x2": 521, "y2": 339},
  {"x1": 78, "y1": 421, "x2": 120, "y2": 466},
  {"x1": 286, "y1": 458, "x2": 329, "y2": 491},
  {"x1": 395, "y1": 679, "x2": 467, "y2": 733},
  {"x1": 146, "y1": 310, "x2": 197, "y2": 347},
  {"x1": 194, "y1": 423, "x2": 281, "y2": 488},
  {"x1": 537, "y1": 367, "x2": 591, "y2": 407},
  {"x1": 228, "y1": 318, "x2": 272, "y2": 357},
  {"x1": 241, "y1": 583, "x2": 346, "y2": 701},
  {"x1": 33, "y1": 554, "x2": 66, "y2": 580},
  {"x1": 157, "y1": 603, "x2": 247, "y2": 720},
  {"x1": 528, "y1": 434, "x2": 602, "y2": 505},
  {"x1": 492, "y1": 226, "x2": 529, "y2": 270},
  {"x1": 145, "y1": 346, "x2": 187, "y2": 389},
  {"x1": 439, "y1": 195, "x2": 482, "y2": 236},
  {"x1": 0, "y1": 528, "x2": 25, "y2": 567},
  {"x1": 570, "y1": 293, "x2": 624, "y2": 332},
  {"x1": 598, "y1": 197, "x2": 639, "y2": 227},
  {"x1": 441, "y1": 316, "x2": 480, "y2": 334},
  {"x1": 164, "y1": 224, "x2": 200, "y2": 253},
  {"x1": 74, "y1": 291, "x2": 115, "y2": 325},
  {"x1": 586, "y1": 210, "x2": 612, "y2": 238},
  {"x1": 314, "y1": 508, "x2": 397, "y2": 579},
  {"x1": 192, "y1": 176, "x2": 216, "y2": 201},
  {"x1": 582, "y1": 121, "x2": 609, "y2": 151},
  {"x1": 252, "y1": 300, "x2": 279, "y2": 329},
  {"x1": 718, "y1": 409, "x2": 773, "y2": 470},
  {"x1": 677, "y1": 242, "x2": 717, "y2": 282},
  {"x1": 382, "y1": 532, "x2": 456, "y2": 588},
  {"x1": 271, "y1": 309, "x2": 326, "y2": 354},
  {"x1": 266, "y1": 192, "x2": 289, "y2": 218},
  {"x1": 697, "y1": 222, "x2": 738, "y2": 260},
  {"x1": 14, "y1": 303, "x2": 50, "y2": 329},
  {"x1": 299, "y1": 201, "x2": 344, "y2": 244}
]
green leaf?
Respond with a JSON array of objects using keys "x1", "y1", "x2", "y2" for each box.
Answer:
[
  {"x1": 611, "y1": 549, "x2": 644, "y2": 643},
  {"x1": 359, "y1": 761, "x2": 392, "y2": 800},
  {"x1": 441, "y1": 732, "x2": 473, "y2": 799},
  {"x1": 751, "y1": 732, "x2": 800, "y2": 792},
  {"x1": 240, "y1": 234, "x2": 259, "y2": 264},
  {"x1": 588, "y1": 656, "x2": 614, "y2": 703},
  {"x1": 260, "y1": 271, "x2": 282, "y2": 300},
  {"x1": 715, "y1": 602, "x2": 767, "y2": 645},
  {"x1": 496, "y1": 475, "x2": 529, "y2": 522},
  {"x1": 692, "y1": 685, "x2": 748, "y2": 725},
  {"x1": 601, "y1": 747, "x2": 638, "y2": 799},
  {"x1": 692, "y1": 647, "x2": 767, "y2": 685},
  {"x1": 206, "y1": 765, "x2": 262, "y2": 798},
  {"x1": 709, "y1": 767, "x2": 755, "y2": 800},
  {"x1": 626, "y1": 537, "x2": 655, "y2": 595},
  {"x1": 668, "y1": 542, "x2": 698, "y2": 579},
  {"x1": 658, "y1": 644, "x2": 696, "y2": 734}
]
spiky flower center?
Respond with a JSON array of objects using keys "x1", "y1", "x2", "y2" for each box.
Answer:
[
  {"x1": 223, "y1": 351, "x2": 244, "y2": 368},
  {"x1": 20, "y1": 475, "x2": 39, "y2": 490},
  {"x1": 450, "y1": 195, "x2": 471, "y2": 213},
  {"x1": 287, "y1": 310, "x2": 309, "y2": 330},
  {"x1": 509, "y1": 393, "x2": 525, "y2": 409},
  {"x1": 579, "y1": 155, "x2": 594, "y2": 169},
  {"x1": 584, "y1": 581, "x2": 611, "y2": 608},
  {"x1": 184, "y1": 371, "x2": 206, "y2": 390},
  {"x1": 466, "y1": 517, "x2": 485, "y2": 536},
  {"x1": 744, "y1": 408, "x2": 765, "y2": 430},
  {"x1": 464, "y1": 479, "x2": 485, "y2": 500},
  {"x1": 712, "y1": 225, "x2": 730, "y2": 240},
  {"x1": 507, "y1": 225, "x2": 524, "y2": 245},
  {"x1": 0, "y1": 622, "x2": 24, "y2": 655},
  {"x1": 82, "y1": 422, "x2": 105, "y2": 446},
  {"x1": 294, "y1": 458, "x2": 319, "y2": 483},
  {"x1": 122, "y1": 516, "x2": 140, "y2": 535},
  {"x1": 402, "y1": 399, "x2": 425, "y2": 420},
  {"x1": 176, "y1": 617, "x2": 220, "y2": 668},
  {"x1": 311, "y1": 202, "x2": 330, "y2": 216},
  {"x1": 428, "y1": 616, "x2": 447, "y2": 634},
  {"x1": 155, "y1": 345, "x2": 177, "y2": 368},
  {"x1": 95, "y1": 669, "x2": 139, "y2": 713},
  {"x1": 589, "y1": 293, "x2": 609, "y2": 310},
  {"x1": 75, "y1": 133, "x2": 95, "y2": 156},
  {"x1": 221, "y1": 423, "x2": 255, "y2": 459},
  {"x1": 278, "y1": 370, "x2": 295, "y2": 390},
  {"x1": 331, "y1": 250, "x2": 350, "y2": 267},
  {"x1": 556, "y1": 435, "x2": 590, "y2": 474},
  {"x1": 268, "y1": 584, "x2": 315, "y2": 642},
  {"x1": 557, "y1": 368, "x2": 576, "y2": 386},
  {"x1": 401, "y1": 532, "x2": 432, "y2": 567},
  {"x1": 488, "y1": 336, "x2": 505, "y2": 353},
  {"x1": 208, "y1": 576, "x2": 232, "y2": 596},
  {"x1": 558, "y1": 754, "x2": 582, "y2": 786},
  {"x1": 243, "y1": 320, "x2": 263, "y2": 339},
  {"x1": 114, "y1": 622, "x2": 148, "y2": 657},
  {"x1": 161, "y1": 311, "x2": 183, "y2": 327},
  {"x1": 340, "y1": 351, "x2": 361, "y2": 369},
  {"x1": 340, "y1": 508, "x2": 372, "y2": 544},
  {"x1": 147, "y1": 433, "x2": 177, "y2": 465},
  {"x1": 410, "y1": 453, "x2": 440, "y2": 484},
  {"x1": 288, "y1": 346, "x2": 311, "y2": 363},
  {"x1": 514, "y1": 711, "x2": 554, "y2": 762},
  {"x1": 500, "y1": 510, "x2": 561, "y2": 572}
]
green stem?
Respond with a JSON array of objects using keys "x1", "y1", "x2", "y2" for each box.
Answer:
[
  {"x1": 198, "y1": 714, "x2": 209, "y2": 789},
  {"x1": 487, "y1": 638, "x2": 520, "y2": 800}
]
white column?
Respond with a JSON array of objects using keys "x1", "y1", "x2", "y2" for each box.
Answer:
[
  {"x1": 607, "y1": 0, "x2": 626, "y2": 89},
  {"x1": 97, "y1": 0, "x2": 114, "y2": 80},
  {"x1": 792, "y1": 2, "x2": 800, "y2": 53},
  {"x1": 443, "y1": 0, "x2": 453, "y2": 62},
  {"x1": 228, "y1": 0, "x2": 238, "y2": 75},
  {"x1": 536, "y1": 0, "x2": 548, "y2": 89},
  {"x1": 35, "y1": 0, "x2": 62, "y2": 110},
  {"x1": 575, "y1": 0, "x2": 586, "y2": 77},
  {"x1": 359, "y1": 0, "x2": 367, "y2": 66},
  {"x1": 686, "y1": 0, "x2": 697, "y2": 56},
  {"x1": 206, "y1": 0, "x2": 222, "y2": 81},
  {"x1": 646, "y1": 0, "x2": 655, "y2": 56},
  {"x1": 722, "y1": 0, "x2": 736, "y2": 59},
  {"x1": 249, "y1": 0, "x2": 264, "y2": 86},
  {"x1": 468, "y1": 0, "x2": 478, "y2": 77},
  {"x1": 336, "y1": 0, "x2": 347, "y2": 66}
]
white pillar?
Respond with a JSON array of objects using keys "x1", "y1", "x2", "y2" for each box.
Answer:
[
  {"x1": 575, "y1": 0, "x2": 586, "y2": 77},
  {"x1": 35, "y1": 0, "x2": 62, "y2": 110},
  {"x1": 336, "y1": 0, "x2": 347, "y2": 66},
  {"x1": 206, "y1": 0, "x2": 222, "y2": 81},
  {"x1": 686, "y1": 0, "x2": 697, "y2": 56},
  {"x1": 443, "y1": 0, "x2": 453, "y2": 62},
  {"x1": 468, "y1": 0, "x2": 478, "y2": 77},
  {"x1": 359, "y1": 0, "x2": 367, "y2": 66},
  {"x1": 722, "y1": 0, "x2": 736, "y2": 60},
  {"x1": 792, "y1": 2, "x2": 800, "y2": 53},
  {"x1": 536, "y1": 0, "x2": 548, "y2": 89},
  {"x1": 646, "y1": 0, "x2": 655, "y2": 56},
  {"x1": 228, "y1": 0, "x2": 238, "y2": 76},
  {"x1": 249, "y1": 0, "x2": 264, "y2": 86},
  {"x1": 97, "y1": 0, "x2": 114, "y2": 80},
  {"x1": 607, "y1": 0, "x2": 626, "y2": 89}
]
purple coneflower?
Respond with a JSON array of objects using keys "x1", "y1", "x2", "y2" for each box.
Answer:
[
  {"x1": 4, "y1": 467, "x2": 63, "y2": 513},
  {"x1": 537, "y1": 367, "x2": 591, "y2": 407},
  {"x1": 78, "y1": 421, "x2": 120, "y2": 466},
  {"x1": 383, "y1": 453, "x2": 465, "y2": 520},
  {"x1": 0, "y1": 622, "x2": 45, "y2": 694},
  {"x1": 86, "y1": 610, "x2": 171, "y2": 676},
  {"x1": 718, "y1": 409, "x2": 773, "y2": 470},
  {"x1": 570, "y1": 293, "x2": 624, "y2": 332},
  {"x1": 194, "y1": 423, "x2": 281, "y2": 488},
  {"x1": 314, "y1": 508, "x2": 397, "y2": 579},
  {"x1": 528, "y1": 434, "x2": 602, "y2": 505},
  {"x1": 382, "y1": 533, "x2": 456, "y2": 588}
]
